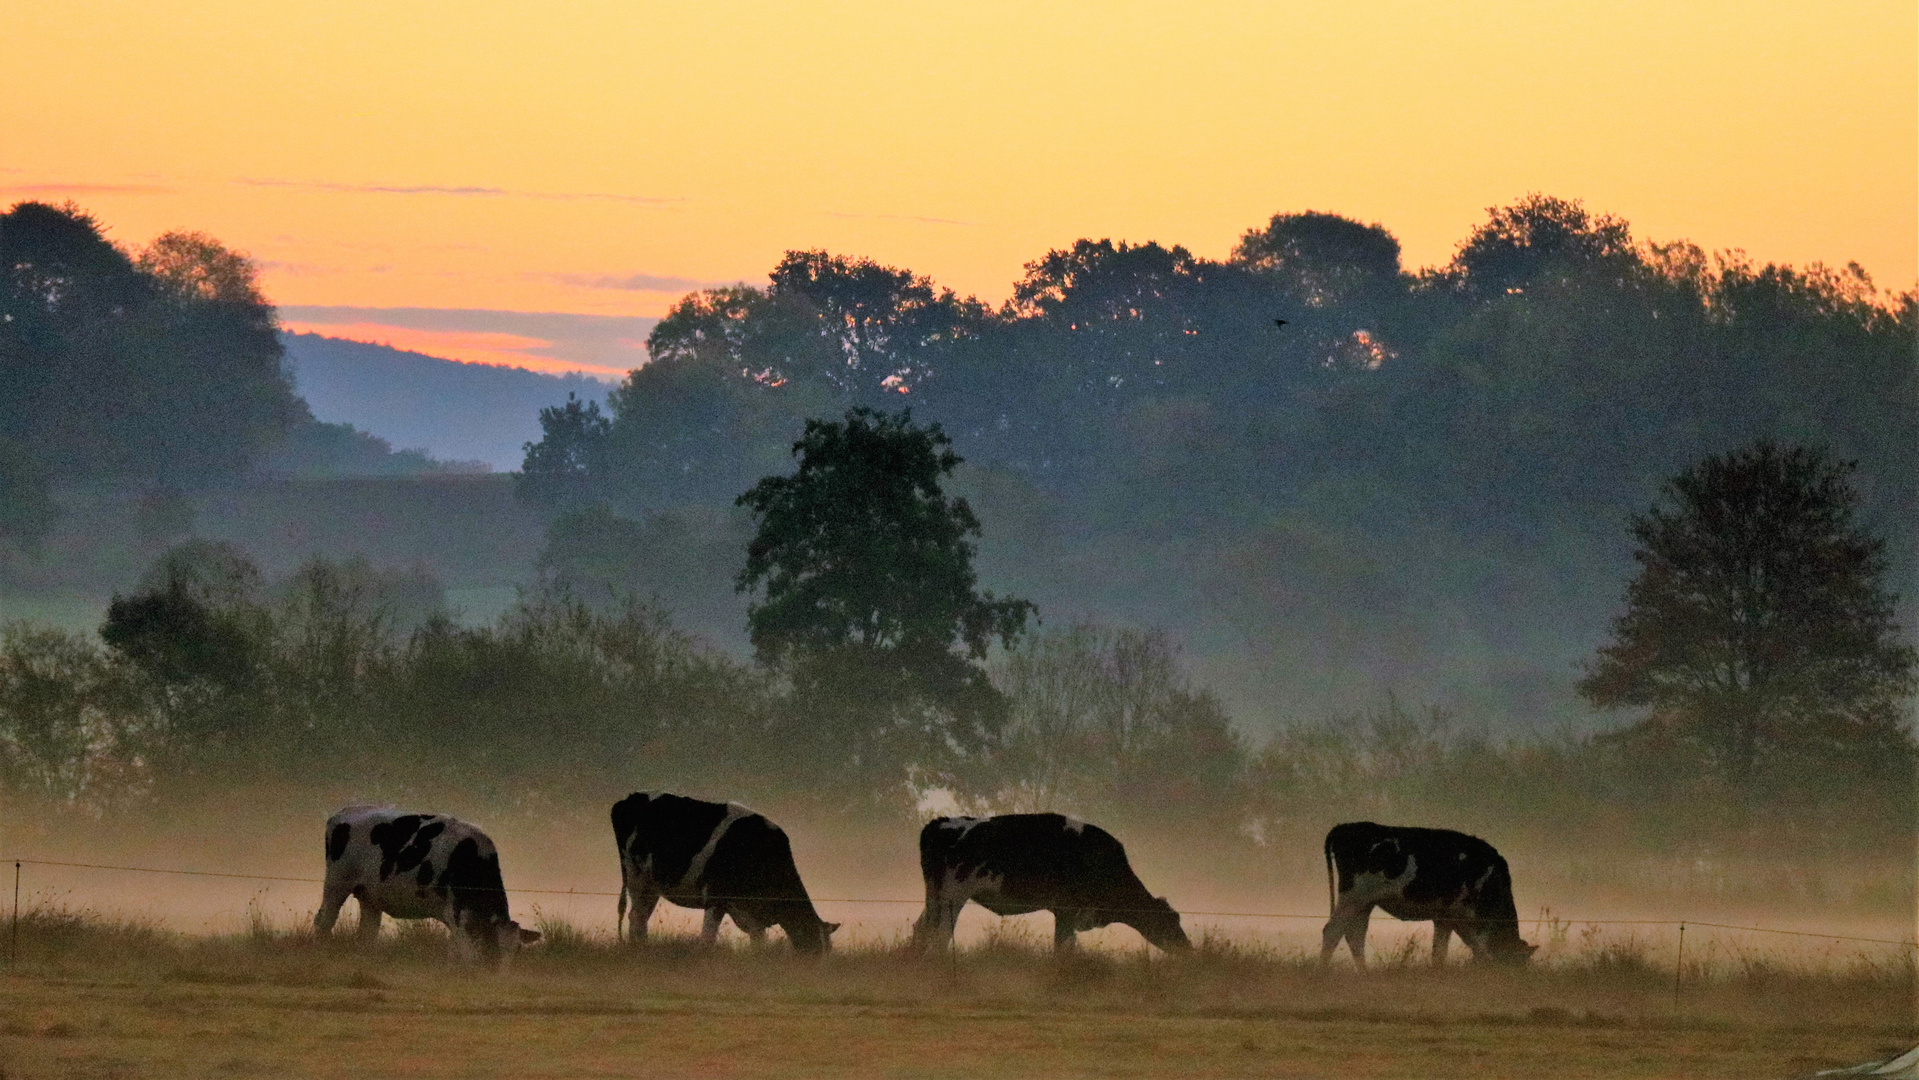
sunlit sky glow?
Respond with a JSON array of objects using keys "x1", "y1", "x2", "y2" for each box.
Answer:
[{"x1": 6, "y1": 1, "x2": 1914, "y2": 377}]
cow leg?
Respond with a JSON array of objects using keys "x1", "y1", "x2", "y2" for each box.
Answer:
[
  {"x1": 913, "y1": 880, "x2": 963, "y2": 953},
  {"x1": 314, "y1": 881, "x2": 352, "y2": 935},
  {"x1": 1321, "y1": 902, "x2": 1371, "y2": 968},
  {"x1": 1052, "y1": 910, "x2": 1079, "y2": 953},
  {"x1": 1344, "y1": 913, "x2": 1370, "y2": 970},
  {"x1": 701, "y1": 906, "x2": 726, "y2": 945},
  {"x1": 624, "y1": 889, "x2": 659, "y2": 943},
  {"x1": 1319, "y1": 917, "x2": 1343, "y2": 966},
  {"x1": 914, "y1": 898, "x2": 963, "y2": 954},
  {"x1": 1432, "y1": 922, "x2": 1453, "y2": 966},
  {"x1": 354, "y1": 898, "x2": 384, "y2": 945},
  {"x1": 448, "y1": 915, "x2": 479, "y2": 964},
  {"x1": 912, "y1": 878, "x2": 939, "y2": 950},
  {"x1": 1460, "y1": 925, "x2": 1493, "y2": 960},
  {"x1": 730, "y1": 907, "x2": 769, "y2": 945}
]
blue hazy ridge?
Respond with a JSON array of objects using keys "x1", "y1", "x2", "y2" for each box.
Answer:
[{"x1": 281, "y1": 332, "x2": 616, "y2": 471}]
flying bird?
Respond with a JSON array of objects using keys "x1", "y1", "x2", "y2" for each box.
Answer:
[{"x1": 1273, "y1": 318, "x2": 1288, "y2": 328}]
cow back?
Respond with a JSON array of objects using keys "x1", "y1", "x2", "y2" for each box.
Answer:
[
  {"x1": 921, "y1": 814, "x2": 1151, "y2": 909},
  {"x1": 612, "y1": 792, "x2": 737, "y2": 887},
  {"x1": 1326, "y1": 821, "x2": 1521, "y2": 921}
]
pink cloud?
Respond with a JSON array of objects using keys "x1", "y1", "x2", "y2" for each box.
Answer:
[{"x1": 279, "y1": 321, "x2": 632, "y2": 379}]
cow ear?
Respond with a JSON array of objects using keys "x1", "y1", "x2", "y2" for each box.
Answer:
[
  {"x1": 825, "y1": 922, "x2": 842, "y2": 936},
  {"x1": 520, "y1": 928, "x2": 543, "y2": 944}
]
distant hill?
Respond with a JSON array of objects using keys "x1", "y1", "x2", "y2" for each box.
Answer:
[{"x1": 281, "y1": 332, "x2": 617, "y2": 471}]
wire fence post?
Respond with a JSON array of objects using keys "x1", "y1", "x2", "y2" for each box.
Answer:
[
  {"x1": 10, "y1": 860, "x2": 19, "y2": 969},
  {"x1": 1672, "y1": 922, "x2": 1685, "y2": 1010}
]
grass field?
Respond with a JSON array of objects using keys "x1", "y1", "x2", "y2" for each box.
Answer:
[{"x1": 1, "y1": 904, "x2": 1911, "y2": 1080}]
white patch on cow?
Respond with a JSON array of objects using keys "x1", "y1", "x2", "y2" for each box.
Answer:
[
  {"x1": 680, "y1": 802, "x2": 755, "y2": 891},
  {"x1": 914, "y1": 858, "x2": 1010, "y2": 950},
  {"x1": 934, "y1": 866, "x2": 1012, "y2": 917},
  {"x1": 937, "y1": 816, "x2": 984, "y2": 838},
  {"x1": 1341, "y1": 855, "x2": 1419, "y2": 909},
  {"x1": 946, "y1": 866, "x2": 1003, "y2": 898},
  {"x1": 1062, "y1": 816, "x2": 1087, "y2": 835}
]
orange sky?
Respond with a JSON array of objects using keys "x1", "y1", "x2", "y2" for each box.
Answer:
[{"x1": 5, "y1": 1, "x2": 1914, "y2": 376}]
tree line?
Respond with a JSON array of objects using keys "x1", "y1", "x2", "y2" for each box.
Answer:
[
  {"x1": 3, "y1": 414, "x2": 1910, "y2": 870},
  {"x1": 0, "y1": 201, "x2": 479, "y2": 554},
  {"x1": 518, "y1": 195, "x2": 1915, "y2": 729},
  {"x1": 519, "y1": 196, "x2": 1914, "y2": 546}
]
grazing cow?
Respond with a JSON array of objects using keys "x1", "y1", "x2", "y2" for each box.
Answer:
[
  {"x1": 1320, "y1": 821, "x2": 1536, "y2": 968},
  {"x1": 611, "y1": 792, "x2": 839, "y2": 954},
  {"x1": 912, "y1": 813, "x2": 1190, "y2": 953},
  {"x1": 315, "y1": 805, "x2": 540, "y2": 967}
]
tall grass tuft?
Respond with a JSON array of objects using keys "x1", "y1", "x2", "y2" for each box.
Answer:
[{"x1": 529, "y1": 906, "x2": 592, "y2": 957}]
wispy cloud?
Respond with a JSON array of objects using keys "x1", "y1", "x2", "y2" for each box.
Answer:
[
  {"x1": 551, "y1": 271, "x2": 729, "y2": 292},
  {"x1": 1, "y1": 182, "x2": 177, "y2": 196},
  {"x1": 824, "y1": 209, "x2": 980, "y2": 227},
  {"x1": 257, "y1": 259, "x2": 348, "y2": 277},
  {"x1": 235, "y1": 177, "x2": 681, "y2": 205}
]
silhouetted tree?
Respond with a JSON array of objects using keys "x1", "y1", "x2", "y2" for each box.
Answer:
[
  {"x1": 101, "y1": 579, "x2": 260, "y2": 693},
  {"x1": 1232, "y1": 210, "x2": 1403, "y2": 310},
  {"x1": 736, "y1": 407, "x2": 1034, "y2": 801},
  {"x1": 0, "y1": 203, "x2": 300, "y2": 487},
  {"x1": 1, "y1": 202, "x2": 151, "y2": 476},
  {"x1": 1578, "y1": 442, "x2": 1916, "y2": 794},
  {"x1": 1000, "y1": 238, "x2": 1281, "y2": 439},
  {"x1": 137, "y1": 230, "x2": 269, "y2": 305},
  {"x1": 1447, "y1": 194, "x2": 1638, "y2": 300},
  {"x1": 1231, "y1": 210, "x2": 1410, "y2": 373},
  {"x1": 516, "y1": 393, "x2": 611, "y2": 510},
  {"x1": 766, "y1": 250, "x2": 983, "y2": 401}
]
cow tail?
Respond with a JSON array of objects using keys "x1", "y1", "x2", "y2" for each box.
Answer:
[{"x1": 1324, "y1": 830, "x2": 1337, "y2": 915}]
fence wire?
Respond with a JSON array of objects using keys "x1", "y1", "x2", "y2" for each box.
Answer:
[{"x1": 5, "y1": 855, "x2": 1914, "y2": 949}]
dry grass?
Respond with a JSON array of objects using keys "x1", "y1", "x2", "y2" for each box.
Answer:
[{"x1": 0, "y1": 903, "x2": 1912, "y2": 1079}]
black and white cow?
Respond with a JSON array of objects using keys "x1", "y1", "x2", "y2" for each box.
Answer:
[
  {"x1": 913, "y1": 813, "x2": 1190, "y2": 953},
  {"x1": 315, "y1": 805, "x2": 540, "y2": 967},
  {"x1": 610, "y1": 792, "x2": 839, "y2": 954},
  {"x1": 1321, "y1": 821, "x2": 1535, "y2": 968}
]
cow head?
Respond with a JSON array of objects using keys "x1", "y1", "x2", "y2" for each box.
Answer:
[
  {"x1": 789, "y1": 917, "x2": 841, "y2": 956},
  {"x1": 1127, "y1": 896, "x2": 1192, "y2": 954},
  {"x1": 471, "y1": 917, "x2": 542, "y2": 969},
  {"x1": 1476, "y1": 935, "x2": 1537, "y2": 966},
  {"x1": 1499, "y1": 939, "x2": 1539, "y2": 965}
]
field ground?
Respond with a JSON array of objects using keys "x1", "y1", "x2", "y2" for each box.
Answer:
[{"x1": 1, "y1": 907, "x2": 1912, "y2": 1080}]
